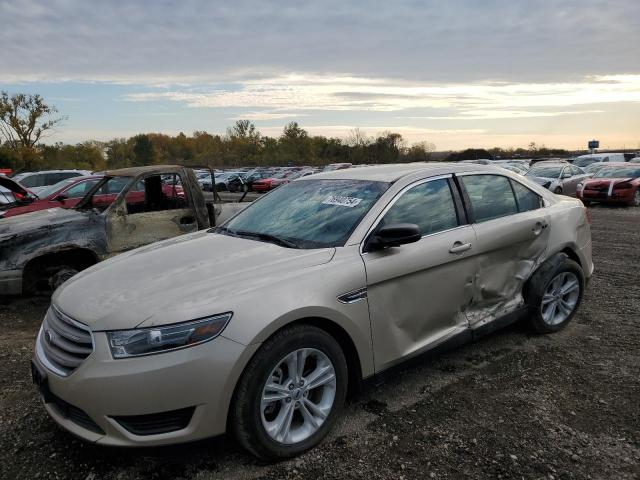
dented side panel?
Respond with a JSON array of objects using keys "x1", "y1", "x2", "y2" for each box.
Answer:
[
  {"x1": 363, "y1": 226, "x2": 477, "y2": 371},
  {"x1": 465, "y1": 209, "x2": 551, "y2": 328}
]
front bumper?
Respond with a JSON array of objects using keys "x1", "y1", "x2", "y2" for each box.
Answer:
[{"x1": 33, "y1": 328, "x2": 259, "y2": 446}]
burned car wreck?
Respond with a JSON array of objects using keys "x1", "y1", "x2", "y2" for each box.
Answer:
[{"x1": 0, "y1": 165, "x2": 246, "y2": 295}]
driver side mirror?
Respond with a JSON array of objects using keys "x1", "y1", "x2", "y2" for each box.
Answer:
[
  {"x1": 365, "y1": 223, "x2": 422, "y2": 252},
  {"x1": 54, "y1": 194, "x2": 67, "y2": 203}
]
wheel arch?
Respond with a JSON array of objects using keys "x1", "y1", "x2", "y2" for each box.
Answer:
[
  {"x1": 22, "y1": 247, "x2": 99, "y2": 293},
  {"x1": 224, "y1": 315, "x2": 365, "y2": 433}
]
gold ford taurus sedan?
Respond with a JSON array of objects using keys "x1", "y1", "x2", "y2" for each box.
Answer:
[{"x1": 32, "y1": 163, "x2": 593, "y2": 460}]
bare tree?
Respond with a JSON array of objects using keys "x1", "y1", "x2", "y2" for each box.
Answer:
[
  {"x1": 0, "y1": 92, "x2": 66, "y2": 150},
  {"x1": 345, "y1": 128, "x2": 371, "y2": 147}
]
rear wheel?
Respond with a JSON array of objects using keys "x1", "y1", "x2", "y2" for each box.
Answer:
[
  {"x1": 232, "y1": 324, "x2": 348, "y2": 460},
  {"x1": 526, "y1": 253, "x2": 585, "y2": 333},
  {"x1": 553, "y1": 186, "x2": 563, "y2": 194},
  {"x1": 581, "y1": 199, "x2": 591, "y2": 207}
]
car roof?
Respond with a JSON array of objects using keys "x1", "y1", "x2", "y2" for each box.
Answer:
[
  {"x1": 104, "y1": 165, "x2": 186, "y2": 177},
  {"x1": 302, "y1": 162, "x2": 494, "y2": 182}
]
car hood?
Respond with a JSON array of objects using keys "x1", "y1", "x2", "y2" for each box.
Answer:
[
  {"x1": 53, "y1": 231, "x2": 336, "y2": 331},
  {"x1": 0, "y1": 207, "x2": 91, "y2": 241},
  {"x1": 584, "y1": 177, "x2": 635, "y2": 187}
]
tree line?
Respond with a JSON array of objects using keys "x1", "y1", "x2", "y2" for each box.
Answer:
[{"x1": 0, "y1": 92, "x2": 569, "y2": 174}]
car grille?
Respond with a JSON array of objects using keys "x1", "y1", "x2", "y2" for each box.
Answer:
[
  {"x1": 112, "y1": 407, "x2": 195, "y2": 436},
  {"x1": 38, "y1": 307, "x2": 93, "y2": 376}
]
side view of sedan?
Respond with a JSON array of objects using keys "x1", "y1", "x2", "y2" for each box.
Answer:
[
  {"x1": 525, "y1": 162, "x2": 590, "y2": 195},
  {"x1": 32, "y1": 163, "x2": 593, "y2": 460},
  {"x1": 576, "y1": 164, "x2": 640, "y2": 206}
]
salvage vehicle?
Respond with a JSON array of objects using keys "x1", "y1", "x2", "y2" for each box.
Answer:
[
  {"x1": 525, "y1": 161, "x2": 590, "y2": 195},
  {"x1": 0, "y1": 165, "x2": 247, "y2": 295},
  {"x1": 576, "y1": 164, "x2": 640, "y2": 206},
  {"x1": 0, "y1": 175, "x2": 37, "y2": 206},
  {"x1": 0, "y1": 175, "x2": 102, "y2": 218},
  {"x1": 31, "y1": 163, "x2": 593, "y2": 460}
]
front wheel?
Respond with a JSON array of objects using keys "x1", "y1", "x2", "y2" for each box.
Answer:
[
  {"x1": 631, "y1": 190, "x2": 640, "y2": 207},
  {"x1": 553, "y1": 186, "x2": 563, "y2": 194},
  {"x1": 231, "y1": 324, "x2": 348, "y2": 460}
]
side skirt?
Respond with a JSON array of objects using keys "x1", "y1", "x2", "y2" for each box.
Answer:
[{"x1": 361, "y1": 307, "x2": 529, "y2": 390}]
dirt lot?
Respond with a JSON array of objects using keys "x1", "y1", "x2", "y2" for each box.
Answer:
[{"x1": 0, "y1": 206, "x2": 638, "y2": 480}]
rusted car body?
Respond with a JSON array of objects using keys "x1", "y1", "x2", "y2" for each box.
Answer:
[{"x1": 0, "y1": 165, "x2": 246, "y2": 295}]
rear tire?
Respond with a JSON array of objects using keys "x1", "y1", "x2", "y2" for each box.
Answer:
[
  {"x1": 525, "y1": 253, "x2": 585, "y2": 333},
  {"x1": 582, "y1": 200, "x2": 591, "y2": 207},
  {"x1": 553, "y1": 186, "x2": 562, "y2": 194},
  {"x1": 231, "y1": 324, "x2": 348, "y2": 461}
]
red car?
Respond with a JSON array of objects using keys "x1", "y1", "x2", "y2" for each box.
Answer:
[
  {"x1": 0, "y1": 175, "x2": 184, "y2": 218},
  {"x1": 576, "y1": 164, "x2": 640, "y2": 207},
  {"x1": 252, "y1": 170, "x2": 294, "y2": 192}
]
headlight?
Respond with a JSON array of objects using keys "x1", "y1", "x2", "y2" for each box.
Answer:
[{"x1": 107, "y1": 312, "x2": 232, "y2": 359}]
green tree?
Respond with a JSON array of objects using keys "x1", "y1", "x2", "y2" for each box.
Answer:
[{"x1": 132, "y1": 134, "x2": 155, "y2": 166}]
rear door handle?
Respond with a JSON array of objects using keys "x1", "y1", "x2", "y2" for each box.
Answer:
[
  {"x1": 532, "y1": 221, "x2": 548, "y2": 235},
  {"x1": 449, "y1": 241, "x2": 472, "y2": 254}
]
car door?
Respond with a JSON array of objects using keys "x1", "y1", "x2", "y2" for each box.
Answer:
[
  {"x1": 361, "y1": 175, "x2": 478, "y2": 371},
  {"x1": 106, "y1": 173, "x2": 199, "y2": 253},
  {"x1": 457, "y1": 174, "x2": 551, "y2": 328}
]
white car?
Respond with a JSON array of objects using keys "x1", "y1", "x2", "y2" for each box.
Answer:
[{"x1": 12, "y1": 170, "x2": 91, "y2": 195}]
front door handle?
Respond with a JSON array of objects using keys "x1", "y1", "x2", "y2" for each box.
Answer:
[{"x1": 449, "y1": 241, "x2": 472, "y2": 254}]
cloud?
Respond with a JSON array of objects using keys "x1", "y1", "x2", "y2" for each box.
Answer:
[
  {"x1": 122, "y1": 73, "x2": 640, "y2": 119},
  {"x1": 1, "y1": 0, "x2": 639, "y2": 84}
]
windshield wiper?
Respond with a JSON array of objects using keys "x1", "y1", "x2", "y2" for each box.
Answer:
[{"x1": 232, "y1": 229, "x2": 300, "y2": 249}]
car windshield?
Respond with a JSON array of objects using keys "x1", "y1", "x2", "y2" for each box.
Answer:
[
  {"x1": 595, "y1": 167, "x2": 640, "y2": 179},
  {"x1": 37, "y1": 178, "x2": 77, "y2": 198},
  {"x1": 527, "y1": 166, "x2": 563, "y2": 178},
  {"x1": 219, "y1": 179, "x2": 389, "y2": 248}
]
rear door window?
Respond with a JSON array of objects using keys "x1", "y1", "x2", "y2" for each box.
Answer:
[{"x1": 460, "y1": 174, "x2": 519, "y2": 222}]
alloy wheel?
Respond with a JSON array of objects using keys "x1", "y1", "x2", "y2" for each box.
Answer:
[
  {"x1": 260, "y1": 348, "x2": 336, "y2": 445},
  {"x1": 541, "y1": 272, "x2": 580, "y2": 325},
  {"x1": 633, "y1": 190, "x2": 640, "y2": 207}
]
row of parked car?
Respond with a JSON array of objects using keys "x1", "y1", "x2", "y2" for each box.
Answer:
[
  {"x1": 194, "y1": 163, "x2": 353, "y2": 193},
  {"x1": 461, "y1": 153, "x2": 640, "y2": 206},
  {"x1": 2, "y1": 154, "x2": 639, "y2": 218}
]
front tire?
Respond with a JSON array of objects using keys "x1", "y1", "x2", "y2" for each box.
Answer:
[
  {"x1": 526, "y1": 253, "x2": 585, "y2": 333},
  {"x1": 231, "y1": 324, "x2": 348, "y2": 461},
  {"x1": 630, "y1": 190, "x2": 640, "y2": 207}
]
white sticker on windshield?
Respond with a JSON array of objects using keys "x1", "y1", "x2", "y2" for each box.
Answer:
[{"x1": 322, "y1": 195, "x2": 363, "y2": 208}]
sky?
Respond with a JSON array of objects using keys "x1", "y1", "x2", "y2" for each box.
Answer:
[{"x1": 1, "y1": 0, "x2": 639, "y2": 151}]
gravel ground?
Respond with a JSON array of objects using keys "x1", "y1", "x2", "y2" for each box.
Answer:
[{"x1": 0, "y1": 206, "x2": 638, "y2": 480}]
